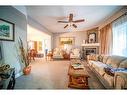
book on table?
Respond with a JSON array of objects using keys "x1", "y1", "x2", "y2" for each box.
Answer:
[{"x1": 71, "y1": 63, "x2": 84, "y2": 69}]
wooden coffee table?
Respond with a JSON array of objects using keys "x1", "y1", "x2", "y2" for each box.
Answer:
[{"x1": 68, "y1": 61, "x2": 90, "y2": 89}]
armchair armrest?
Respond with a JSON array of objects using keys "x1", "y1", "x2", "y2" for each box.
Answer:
[{"x1": 114, "y1": 71, "x2": 127, "y2": 89}]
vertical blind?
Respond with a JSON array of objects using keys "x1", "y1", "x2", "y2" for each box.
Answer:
[{"x1": 112, "y1": 14, "x2": 127, "y2": 56}]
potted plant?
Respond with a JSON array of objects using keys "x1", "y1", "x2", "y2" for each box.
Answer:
[{"x1": 18, "y1": 37, "x2": 31, "y2": 75}]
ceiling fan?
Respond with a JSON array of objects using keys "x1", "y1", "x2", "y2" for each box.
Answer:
[{"x1": 58, "y1": 13, "x2": 85, "y2": 29}]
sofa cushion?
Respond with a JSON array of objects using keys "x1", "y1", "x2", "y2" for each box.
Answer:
[
  {"x1": 119, "y1": 59, "x2": 127, "y2": 68},
  {"x1": 95, "y1": 62, "x2": 107, "y2": 75},
  {"x1": 91, "y1": 54, "x2": 99, "y2": 61},
  {"x1": 104, "y1": 67, "x2": 115, "y2": 76},
  {"x1": 90, "y1": 61, "x2": 107, "y2": 76},
  {"x1": 98, "y1": 67, "x2": 106, "y2": 76},
  {"x1": 91, "y1": 61, "x2": 102, "y2": 68},
  {"x1": 114, "y1": 72, "x2": 127, "y2": 89},
  {"x1": 106, "y1": 56, "x2": 126, "y2": 68},
  {"x1": 103, "y1": 73, "x2": 114, "y2": 87},
  {"x1": 89, "y1": 60, "x2": 95, "y2": 66},
  {"x1": 92, "y1": 61, "x2": 107, "y2": 67},
  {"x1": 102, "y1": 55, "x2": 109, "y2": 63},
  {"x1": 87, "y1": 54, "x2": 99, "y2": 61},
  {"x1": 97, "y1": 63, "x2": 108, "y2": 76},
  {"x1": 98, "y1": 55, "x2": 103, "y2": 62},
  {"x1": 115, "y1": 76, "x2": 126, "y2": 89}
]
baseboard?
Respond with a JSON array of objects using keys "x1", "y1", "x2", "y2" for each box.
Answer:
[{"x1": 15, "y1": 71, "x2": 23, "y2": 78}]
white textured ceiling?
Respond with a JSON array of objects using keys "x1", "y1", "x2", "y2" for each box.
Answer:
[{"x1": 26, "y1": 6, "x2": 121, "y2": 33}]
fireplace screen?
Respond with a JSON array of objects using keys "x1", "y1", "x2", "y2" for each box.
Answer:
[{"x1": 85, "y1": 48, "x2": 96, "y2": 55}]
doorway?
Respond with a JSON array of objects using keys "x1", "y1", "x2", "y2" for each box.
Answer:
[{"x1": 27, "y1": 25, "x2": 51, "y2": 61}]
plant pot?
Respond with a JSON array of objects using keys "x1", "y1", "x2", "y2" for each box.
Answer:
[{"x1": 23, "y1": 66, "x2": 31, "y2": 75}]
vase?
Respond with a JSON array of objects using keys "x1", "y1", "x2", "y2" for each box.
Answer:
[{"x1": 23, "y1": 66, "x2": 31, "y2": 75}]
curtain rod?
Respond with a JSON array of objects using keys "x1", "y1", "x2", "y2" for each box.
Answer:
[
  {"x1": 112, "y1": 12, "x2": 127, "y2": 23},
  {"x1": 99, "y1": 11, "x2": 127, "y2": 30}
]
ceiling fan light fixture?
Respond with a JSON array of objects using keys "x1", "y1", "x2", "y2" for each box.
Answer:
[
  {"x1": 69, "y1": 22, "x2": 73, "y2": 26},
  {"x1": 58, "y1": 13, "x2": 84, "y2": 29}
]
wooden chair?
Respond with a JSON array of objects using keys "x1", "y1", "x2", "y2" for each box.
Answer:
[
  {"x1": 46, "y1": 51, "x2": 53, "y2": 61},
  {"x1": 28, "y1": 49, "x2": 37, "y2": 62}
]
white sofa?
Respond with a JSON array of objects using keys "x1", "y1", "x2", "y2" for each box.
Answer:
[
  {"x1": 70, "y1": 48, "x2": 80, "y2": 59},
  {"x1": 53, "y1": 48, "x2": 63, "y2": 59},
  {"x1": 87, "y1": 55, "x2": 127, "y2": 89}
]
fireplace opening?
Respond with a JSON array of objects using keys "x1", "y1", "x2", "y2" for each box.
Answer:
[{"x1": 85, "y1": 48, "x2": 96, "y2": 55}]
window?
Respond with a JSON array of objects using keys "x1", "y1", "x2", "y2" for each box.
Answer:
[{"x1": 112, "y1": 14, "x2": 127, "y2": 56}]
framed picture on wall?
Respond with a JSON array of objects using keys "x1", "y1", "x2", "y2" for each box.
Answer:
[
  {"x1": 87, "y1": 27, "x2": 98, "y2": 43},
  {"x1": 60, "y1": 37, "x2": 75, "y2": 45},
  {"x1": 0, "y1": 18, "x2": 15, "y2": 41},
  {"x1": 88, "y1": 33, "x2": 96, "y2": 43}
]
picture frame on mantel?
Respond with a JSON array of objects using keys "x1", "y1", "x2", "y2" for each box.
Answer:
[
  {"x1": 0, "y1": 18, "x2": 15, "y2": 41},
  {"x1": 87, "y1": 27, "x2": 98, "y2": 43}
]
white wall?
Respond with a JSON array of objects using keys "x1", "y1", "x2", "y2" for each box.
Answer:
[
  {"x1": 53, "y1": 31, "x2": 87, "y2": 48},
  {"x1": 28, "y1": 17, "x2": 53, "y2": 49},
  {"x1": 27, "y1": 25, "x2": 51, "y2": 51},
  {"x1": 27, "y1": 25, "x2": 51, "y2": 41},
  {"x1": 0, "y1": 6, "x2": 27, "y2": 77}
]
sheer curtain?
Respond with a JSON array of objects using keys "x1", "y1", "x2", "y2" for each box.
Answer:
[{"x1": 112, "y1": 14, "x2": 127, "y2": 56}]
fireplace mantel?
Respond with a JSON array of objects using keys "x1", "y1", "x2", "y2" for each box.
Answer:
[
  {"x1": 81, "y1": 43, "x2": 100, "y2": 59},
  {"x1": 81, "y1": 43, "x2": 100, "y2": 47}
]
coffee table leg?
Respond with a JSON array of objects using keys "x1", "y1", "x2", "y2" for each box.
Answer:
[{"x1": 68, "y1": 75, "x2": 71, "y2": 87}]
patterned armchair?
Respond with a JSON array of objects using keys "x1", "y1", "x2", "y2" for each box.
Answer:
[
  {"x1": 52, "y1": 48, "x2": 63, "y2": 59},
  {"x1": 70, "y1": 48, "x2": 80, "y2": 59}
]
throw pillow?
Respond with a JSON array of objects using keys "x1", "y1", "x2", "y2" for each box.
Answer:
[
  {"x1": 98, "y1": 55, "x2": 103, "y2": 62},
  {"x1": 104, "y1": 67, "x2": 115, "y2": 76}
]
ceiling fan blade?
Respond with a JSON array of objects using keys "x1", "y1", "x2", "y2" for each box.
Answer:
[
  {"x1": 73, "y1": 19, "x2": 84, "y2": 23},
  {"x1": 64, "y1": 24, "x2": 68, "y2": 28},
  {"x1": 72, "y1": 24, "x2": 77, "y2": 28},
  {"x1": 58, "y1": 21, "x2": 69, "y2": 23},
  {"x1": 69, "y1": 13, "x2": 73, "y2": 22}
]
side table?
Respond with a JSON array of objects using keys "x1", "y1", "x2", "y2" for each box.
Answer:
[{"x1": 0, "y1": 68, "x2": 15, "y2": 89}]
